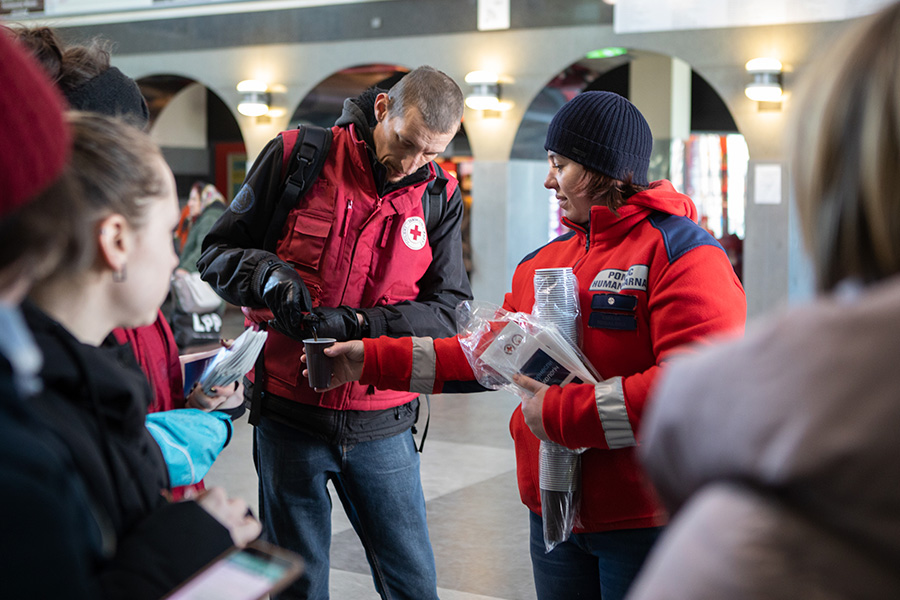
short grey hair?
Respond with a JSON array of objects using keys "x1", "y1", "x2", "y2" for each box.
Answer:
[{"x1": 386, "y1": 65, "x2": 464, "y2": 134}]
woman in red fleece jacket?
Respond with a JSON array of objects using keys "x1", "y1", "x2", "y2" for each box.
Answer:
[{"x1": 312, "y1": 91, "x2": 746, "y2": 600}]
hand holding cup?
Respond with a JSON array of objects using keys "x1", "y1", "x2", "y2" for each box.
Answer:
[{"x1": 301, "y1": 340, "x2": 365, "y2": 391}]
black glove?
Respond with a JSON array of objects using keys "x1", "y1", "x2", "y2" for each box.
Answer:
[
  {"x1": 261, "y1": 265, "x2": 313, "y2": 339},
  {"x1": 301, "y1": 306, "x2": 364, "y2": 342}
]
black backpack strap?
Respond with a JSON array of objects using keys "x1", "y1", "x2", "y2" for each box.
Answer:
[
  {"x1": 263, "y1": 124, "x2": 332, "y2": 251},
  {"x1": 422, "y1": 162, "x2": 449, "y2": 236},
  {"x1": 416, "y1": 395, "x2": 431, "y2": 452},
  {"x1": 248, "y1": 321, "x2": 268, "y2": 426}
]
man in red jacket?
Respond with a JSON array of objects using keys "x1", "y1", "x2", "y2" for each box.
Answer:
[{"x1": 199, "y1": 65, "x2": 471, "y2": 600}]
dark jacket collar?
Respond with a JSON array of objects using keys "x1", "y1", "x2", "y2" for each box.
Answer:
[{"x1": 21, "y1": 300, "x2": 152, "y2": 434}]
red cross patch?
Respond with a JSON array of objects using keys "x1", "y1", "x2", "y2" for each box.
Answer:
[{"x1": 400, "y1": 216, "x2": 428, "y2": 251}]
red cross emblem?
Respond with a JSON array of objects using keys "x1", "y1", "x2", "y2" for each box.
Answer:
[{"x1": 401, "y1": 216, "x2": 427, "y2": 250}]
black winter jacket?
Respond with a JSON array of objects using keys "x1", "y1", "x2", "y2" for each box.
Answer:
[{"x1": 22, "y1": 302, "x2": 235, "y2": 599}]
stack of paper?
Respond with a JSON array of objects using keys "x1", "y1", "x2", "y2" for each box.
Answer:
[
  {"x1": 478, "y1": 320, "x2": 599, "y2": 388},
  {"x1": 190, "y1": 329, "x2": 268, "y2": 395}
]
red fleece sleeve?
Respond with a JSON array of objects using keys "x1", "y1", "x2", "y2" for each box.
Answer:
[
  {"x1": 433, "y1": 336, "x2": 476, "y2": 386},
  {"x1": 361, "y1": 336, "x2": 414, "y2": 391},
  {"x1": 542, "y1": 382, "x2": 607, "y2": 449},
  {"x1": 360, "y1": 335, "x2": 476, "y2": 393},
  {"x1": 624, "y1": 244, "x2": 746, "y2": 430}
]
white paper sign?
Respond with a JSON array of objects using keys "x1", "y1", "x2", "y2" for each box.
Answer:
[
  {"x1": 477, "y1": 0, "x2": 509, "y2": 31},
  {"x1": 754, "y1": 164, "x2": 782, "y2": 205}
]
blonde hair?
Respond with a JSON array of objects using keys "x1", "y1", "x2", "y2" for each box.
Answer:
[{"x1": 789, "y1": 1, "x2": 900, "y2": 291}]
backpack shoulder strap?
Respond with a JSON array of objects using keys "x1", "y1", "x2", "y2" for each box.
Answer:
[
  {"x1": 422, "y1": 161, "x2": 449, "y2": 236},
  {"x1": 263, "y1": 124, "x2": 333, "y2": 251}
]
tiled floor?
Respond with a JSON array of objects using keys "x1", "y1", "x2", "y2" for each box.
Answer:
[{"x1": 205, "y1": 388, "x2": 538, "y2": 600}]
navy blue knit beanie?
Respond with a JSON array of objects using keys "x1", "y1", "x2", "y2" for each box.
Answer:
[{"x1": 544, "y1": 91, "x2": 653, "y2": 186}]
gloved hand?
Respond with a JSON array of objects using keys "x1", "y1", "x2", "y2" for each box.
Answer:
[
  {"x1": 261, "y1": 264, "x2": 313, "y2": 339},
  {"x1": 301, "y1": 306, "x2": 365, "y2": 342}
]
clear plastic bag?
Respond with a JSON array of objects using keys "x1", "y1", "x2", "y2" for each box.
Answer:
[
  {"x1": 455, "y1": 294, "x2": 597, "y2": 552},
  {"x1": 454, "y1": 301, "x2": 599, "y2": 393}
]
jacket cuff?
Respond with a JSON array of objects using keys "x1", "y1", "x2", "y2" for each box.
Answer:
[
  {"x1": 361, "y1": 336, "x2": 414, "y2": 389},
  {"x1": 251, "y1": 259, "x2": 281, "y2": 304},
  {"x1": 357, "y1": 307, "x2": 387, "y2": 338},
  {"x1": 543, "y1": 376, "x2": 635, "y2": 450}
]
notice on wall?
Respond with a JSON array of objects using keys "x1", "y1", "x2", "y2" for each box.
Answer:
[
  {"x1": 39, "y1": 0, "x2": 150, "y2": 15},
  {"x1": 478, "y1": 0, "x2": 509, "y2": 31},
  {"x1": 0, "y1": 0, "x2": 44, "y2": 14},
  {"x1": 754, "y1": 164, "x2": 782, "y2": 205},
  {"x1": 614, "y1": 0, "x2": 895, "y2": 33}
]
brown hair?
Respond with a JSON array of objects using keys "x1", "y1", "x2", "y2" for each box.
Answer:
[
  {"x1": 8, "y1": 26, "x2": 111, "y2": 94},
  {"x1": 386, "y1": 65, "x2": 464, "y2": 134},
  {"x1": 789, "y1": 1, "x2": 900, "y2": 291},
  {"x1": 0, "y1": 171, "x2": 84, "y2": 290},
  {"x1": 578, "y1": 169, "x2": 648, "y2": 213}
]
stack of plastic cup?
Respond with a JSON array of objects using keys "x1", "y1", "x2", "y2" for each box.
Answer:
[
  {"x1": 539, "y1": 441, "x2": 582, "y2": 546},
  {"x1": 533, "y1": 267, "x2": 580, "y2": 347},
  {"x1": 532, "y1": 267, "x2": 582, "y2": 550}
]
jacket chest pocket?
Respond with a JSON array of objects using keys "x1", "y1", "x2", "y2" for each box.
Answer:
[
  {"x1": 282, "y1": 209, "x2": 333, "y2": 271},
  {"x1": 588, "y1": 293, "x2": 639, "y2": 331}
]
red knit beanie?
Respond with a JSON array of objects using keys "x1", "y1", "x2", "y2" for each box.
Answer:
[{"x1": 0, "y1": 30, "x2": 71, "y2": 219}]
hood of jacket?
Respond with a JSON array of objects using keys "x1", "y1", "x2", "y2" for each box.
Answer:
[
  {"x1": 22, "y1": 301, "x2": 170, "y2": 535},
  {"x1": 563, "y1": 180, "x2": 700, "y2": 243}
]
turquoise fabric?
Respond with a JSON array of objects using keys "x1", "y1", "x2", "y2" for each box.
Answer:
[{"x1": 145, "y1": 409, "x2": 232, "y2": 487}]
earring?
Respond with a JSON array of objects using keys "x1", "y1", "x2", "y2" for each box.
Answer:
[{"x1": 113, "y1": 265, "x2": 127, "y2": 283}]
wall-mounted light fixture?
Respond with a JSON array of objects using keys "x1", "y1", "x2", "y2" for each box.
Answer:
[
  {"x1": 236, "y1": 80, "x2": 271, "y2": 117},
  {"x1": 744, "y1": 58, "x2": 783, "y2": 103},
  {"x1": 464, "y1": 71, "x2": 512, "y2": 114}
]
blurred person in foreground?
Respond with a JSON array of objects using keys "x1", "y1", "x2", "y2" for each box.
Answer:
[
  {"x1": 313, "y1": 91, "x2": 746, "y2": 600},
  {"x1": 627, "y1": 2, "x2": 900, "y2": 598},
  {"x1": 0, "y1": 28, "x2": 99, "y2": 600},
  {"x1": 9, "y1": 24, "x2": 242, "y2": 490},
  {"x1": 0, "y1": 34, "x2": 259, "y2": 600}
]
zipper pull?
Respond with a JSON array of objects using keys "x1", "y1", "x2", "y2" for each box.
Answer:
[
  {"x1": 380, "y1": 215, "x2": 393, "y2": 248},
  {"x1": 340, "y1": 198, "x2": 353, "y2": 236}
]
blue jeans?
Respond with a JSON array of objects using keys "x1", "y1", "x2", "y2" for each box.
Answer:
[
  {"x1": 530, "y1": 511, "x2": 662, "y2": 600},
  {"x1": 254, "y1": 416, "x2": 438, "y2": 600}
]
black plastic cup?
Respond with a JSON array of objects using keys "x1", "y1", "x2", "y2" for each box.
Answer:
[{"x1": 303, "y1": 338, "x2": 335, "y2": 388}]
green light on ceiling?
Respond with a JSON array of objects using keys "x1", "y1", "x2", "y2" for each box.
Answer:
[{"x1": 586, "y1": 47, "x2": 628, "y2": 59}]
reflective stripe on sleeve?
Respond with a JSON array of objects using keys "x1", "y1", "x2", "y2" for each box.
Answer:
[
  {"x1": 409, "y1": 337, "x2": 436, "y2": 394},
  {"x1": 594, "y1": 378, "x2": 636, "y2": 449}
]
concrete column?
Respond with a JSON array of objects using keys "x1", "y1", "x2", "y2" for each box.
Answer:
[
  {"x1": 469, "y1": 160, "x2": 550, "y2": 304},
  {"x1": 629, "y1": 53, "x2": 692, "y2": 180}
]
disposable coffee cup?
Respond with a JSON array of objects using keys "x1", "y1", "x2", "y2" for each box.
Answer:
[{"x1": 303, "y1": 338, "x2": 336, "y2": 388}]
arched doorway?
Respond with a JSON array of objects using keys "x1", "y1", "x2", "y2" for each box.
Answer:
[{"x1": 138, "y1": 75, "x2": 246, "y2": 204}]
